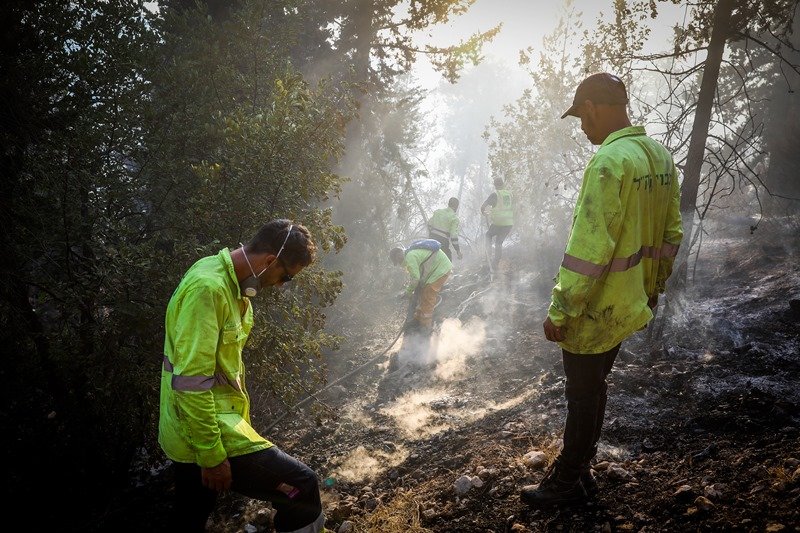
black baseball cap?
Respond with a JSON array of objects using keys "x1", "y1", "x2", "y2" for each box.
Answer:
[{"x1": 560, "y1": 73, "x2": 628, "y2": 119}]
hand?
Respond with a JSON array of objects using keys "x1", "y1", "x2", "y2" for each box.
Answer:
[
  {"x1": 202, "y1": 459, "x2": 232, "y2": 492},
  {"x1": 543, "y1": 316, "x2": 566, "y2": 342}
]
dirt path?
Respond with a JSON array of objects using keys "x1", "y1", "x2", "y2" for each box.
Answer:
[{"x1": 199, "y1": 225, "x2": 800, "y2": 533}]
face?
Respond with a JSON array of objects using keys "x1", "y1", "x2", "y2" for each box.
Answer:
[
  {"x1": 257, "y1": 254, "x2": 305, "y2": 288},
  {"x1": 577, "y1": 100, "x2": 603, "y2": 145}
]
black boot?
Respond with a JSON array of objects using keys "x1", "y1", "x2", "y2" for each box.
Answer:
[
  {"x1": 580, "y1": 468, "x2": 598, "y2": 498},
  {"x1": 581, "y1": 445, "x2": 599, "y2": 497},
  {"x1": 520, "y1": 461, "x2": 587, "y2": 508}
]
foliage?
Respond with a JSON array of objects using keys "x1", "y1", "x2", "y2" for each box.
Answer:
[
  {"x1": 581, "y1": 0, "x2": 800, "y2": 229},
  {"x1": 1, "y1": 0, "x2": 352, "y2": 526},
  {"x1": 486, "y1": 2, "x2": 592, "y2": 253},
  {"x1": 0, "y1": 0, "x2": 498, "y2": 528}
]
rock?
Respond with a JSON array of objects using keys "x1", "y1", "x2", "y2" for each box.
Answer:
[
  {"x1": 691, "y1": 443, "x2": 718, "y2": 462},
  {"x1": 363, "y1": 498, "x2": 379, "y2": 511},
  {"x1": 703, "y1": 483, "x2": 726, "y2": 500},
  {"x1": 784, "y1": 457, "x2": 799, "y2": 469},
  {"x1": 510, "y1": 524, "x2": 527, "y2": 532},
  {"x1": 694, "y1": 495, "x2": 714, "y2": 511},
  {"x1": 243, "y1": 525, "x2": 257, "y2": 533},
  {"x1": 673, "y1": 484, "x2": 695, "y2": 502},
  {"x1": 793, "y1": 466, "x2": 800, "y2": 482},
  {"x1": 642, "y1": 438, "x2": 657, "y2": 451},
  {"x1": 766, "y1": 524, "x2": 785, "y2": 532},
  {"x1": 422, "y1": 508, "x2": 436, "y2": 519},
  {"x1": 593, "y1": 461, "x2": 611, "y2": 471},
  {"x1": 771, "y1": 480, "x2": 788, "y2": 492},
  {"x1": 338, "y1": 520, "x2": 355, "y2": 533},
  {"x1": 522, "y1": 450, "x2": 548, "y2": 469},
  {"x1": 606, "y1": 464, "x2": 632, "y2": 481},
  {"x1": 454, "y1": 475, "x2": 472, "y2": 496},
  {"x1": 470, "y1": 476, "x2": 484, "y2": 488}
]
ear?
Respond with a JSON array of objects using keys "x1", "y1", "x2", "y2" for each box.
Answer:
[
  {"x1": 582, "y1": 99, "x2": 596, "y2": 116},
  {"x1": 259, "y1": 253, "x2": 278, "y2": 271}
]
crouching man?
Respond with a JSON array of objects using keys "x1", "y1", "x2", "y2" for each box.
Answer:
[{"x1": 159, "y1": 219, "x2": 326, "y2": 532}]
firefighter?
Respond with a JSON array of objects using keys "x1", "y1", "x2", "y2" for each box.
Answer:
[
  {"x1": 389, "y1": 239, "x2": 452, "y2": 332},
  {"x1": 159, "y1": 220, "x2": 327, "y2": 532},
  {"x1": 521, "y1": 73, "x2": 683, "y2": 507},
  {"x1": 481, "y1": 178, "x2": 514, "y2": 268},
  {"x1": 428, "y1": 197, "x2": 463, "y2": 261}
]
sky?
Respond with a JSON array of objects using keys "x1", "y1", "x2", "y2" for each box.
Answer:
[{"x1": 412, "y1": 0, "x2": 688, "y2": 90}]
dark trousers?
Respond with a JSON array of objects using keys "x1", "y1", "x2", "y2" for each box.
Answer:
[
  {"x1": 428, "y1": 233, "x2": 453, "y2": 260},
  {"x1": 485, "y1": 224, "x2": 511, "y2": 263},
  {"x1": 558, "y1": 344, "x2": 620, "y2": 474},
  {"x1": 173, "y1": 446, "x2": 323, "y2": 532}
]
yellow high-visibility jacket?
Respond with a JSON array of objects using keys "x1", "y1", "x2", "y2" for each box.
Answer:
[
  {"x1": 403, "y1": 248, "x2": 452, "y2": 294},
  {"x1": 549, "y1": 126, "x2": 683, "y2": 354},
  {"x1": 159, "y1": 248, "x2": 272, "y2": 468},
  {"x1": 491, "y1": 189, "x2": 514, "y2": 226},
  {"x1": 428, "y1": 207, "x2": 460, "y2": 248}
]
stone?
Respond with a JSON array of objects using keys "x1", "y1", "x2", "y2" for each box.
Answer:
[
  {"x1": 522, "y1": 450, "x2": 548, "y2": 469},
  {"x1": 338, "y1": 520, "x2": 355, "y2": 533},
  {"x1": 453, "y1": 475, "x2": 472, "y2": 496},
  {"x1": 694, "y1": 496, "x2": 714, "y2": 511},
  {"x1": 673, "y1": 485, "x2": 694, "y2": 502}
]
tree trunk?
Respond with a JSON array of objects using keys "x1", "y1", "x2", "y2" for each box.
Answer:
[
  {"x1": 649, "y1": 0, "x2": 735, "y2": 345},
  {"x1": 674, "y1": 0, "x2": 735, "y2": 285}
]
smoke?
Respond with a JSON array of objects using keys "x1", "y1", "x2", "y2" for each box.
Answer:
[
  {"x1": 392, "y1": 316, "x2": 487, "y2": 377},
  {"x1": 330, "y1": 444, "x2": 409, "y2": 483},
  {"x1": 380, "y1": 388, "x2": 453, "y2": 438},
  {"x1": 433, "y1": 317, "x2": 486, "y2": 379}
]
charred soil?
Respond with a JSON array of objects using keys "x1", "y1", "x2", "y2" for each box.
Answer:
[{"x1": 113, "y1": 222, "x2": 800, "y2": 533}]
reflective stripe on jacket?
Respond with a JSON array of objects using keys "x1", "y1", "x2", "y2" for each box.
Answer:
[
  {"x1": 491, "y1": 189, "x2": 514, "y2": 226},
  {"x1": 159, "y1": 248, "x2": 272, "y2": 467},
  {"x1": 548, "y1": 126, "x2": 683, "y2": 354},
  {"x1": 428, "y1": 207, "x2": 460, "y2": 247},
  {"x1": 403, "y1": 248, "x2": 452, "y2": 294}
]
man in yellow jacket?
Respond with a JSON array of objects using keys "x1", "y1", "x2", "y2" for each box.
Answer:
[
  {"x1": 390, "y1": 239, "x2": 452, "y2": 332},
  {"x1": 428, "y1": 197, "x2": 463, "y2": 261},
  {"x1": 481, "y1": 178, "x2": 514, "y2": 268},
  {"x1": 159, "y1": 219, "x2": 326, "y2": 532},
  {"x1": 521, "y1": 73, "x2": 683, "y2": 507}
]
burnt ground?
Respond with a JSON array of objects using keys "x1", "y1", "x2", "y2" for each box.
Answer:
[{"x1": 107, "y1": 219, "x2": 799, "y2": 533}]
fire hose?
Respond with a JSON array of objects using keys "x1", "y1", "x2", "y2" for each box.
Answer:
[{"x1": 264, "y1": 288, "x2": 441, "y2": 432}]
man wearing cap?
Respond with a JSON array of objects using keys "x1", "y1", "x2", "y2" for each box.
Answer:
[
  {"x1": 521, "y1": 73, "x2": 683, "y2": 507},
  {"x1": 159, "y1": 219, "x2": 328, "y2": 532}
]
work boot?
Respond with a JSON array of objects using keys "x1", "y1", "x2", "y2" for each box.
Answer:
[
  {"x1": 520, "y1": 462, "x2": 587, "y2": 508},
  {"x1": 581, "y1": 468, "x2": 598, "y2": 498}
]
